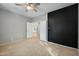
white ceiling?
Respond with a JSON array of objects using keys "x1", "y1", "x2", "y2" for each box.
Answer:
[{"x1": 0, "y1": 3, "x2": 74, "y2": 18}]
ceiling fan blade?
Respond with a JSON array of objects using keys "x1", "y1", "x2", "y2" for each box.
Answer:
[
  {"x1": 32, "y1": 8, "x2": 37, "y2": 12},
  {"x1": 15, "y1": 3, "x2": 22, "y2": 6},
  {"x1": 34, "y1": 3, "x2": 40, "y2": 5},
  {"x1": 15, "y1": 3, "x2": 28, "y2": 8},
  {"x1": 15, "y1": 3, "x2": 27, "y2": 6},
  {"x1": 29, "y1": 3, "x2": 40, "y2": 5}
]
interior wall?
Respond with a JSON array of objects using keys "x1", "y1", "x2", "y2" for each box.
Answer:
[
  {"x1": 32, "y1": 14, "x2": 48, "y2": 41},
  {"x1": 78, "y1": 3, "x2": 79, "y2": 49},
  {"x1": 0, "y1": 9, "x2": 30, "y2": 43},
  {"x1": 48, "y1": 4, "x2": 78, "y2": 48}
]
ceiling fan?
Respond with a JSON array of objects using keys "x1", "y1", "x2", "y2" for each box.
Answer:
[{"x1": 15, "y1": 3, "x2": 40, "y2": 12}]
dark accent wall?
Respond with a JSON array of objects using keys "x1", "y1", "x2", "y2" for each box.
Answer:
[{"x1": 48, "y1": 4, "x2": 78, "y2": 48}]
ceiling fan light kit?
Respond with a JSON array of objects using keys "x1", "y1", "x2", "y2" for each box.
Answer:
[{"x1": 15, "y1": 3, "x2": 40, "y2": 12}]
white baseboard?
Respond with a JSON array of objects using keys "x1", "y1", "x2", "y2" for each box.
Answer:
[{"x1": 0, "y1": 38, "x2": 26, "y2": 46}]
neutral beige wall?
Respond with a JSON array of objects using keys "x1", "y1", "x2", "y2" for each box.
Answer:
[{"x1": 0, "y1": 9, "x2": 30, "y2": 43}]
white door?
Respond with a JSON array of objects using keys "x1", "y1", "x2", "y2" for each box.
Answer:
[
  {"x1": 39, "y1": 20, "x2": 47, "y2": 41},
  {"x1": 27, "y1": 22, "x2": 32, "y2": 38}
]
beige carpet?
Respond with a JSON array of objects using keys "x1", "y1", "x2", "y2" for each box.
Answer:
[
  {"x1": 0, "y1": 33, "x2": 78, "y2": 56},
  {"x1": 0, "y1": 38, "x2": 78, "y2": 56}
]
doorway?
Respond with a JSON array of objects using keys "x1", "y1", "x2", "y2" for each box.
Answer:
[{"x1": 27, "y1": 22, "x2": 40, "y2": 39}]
